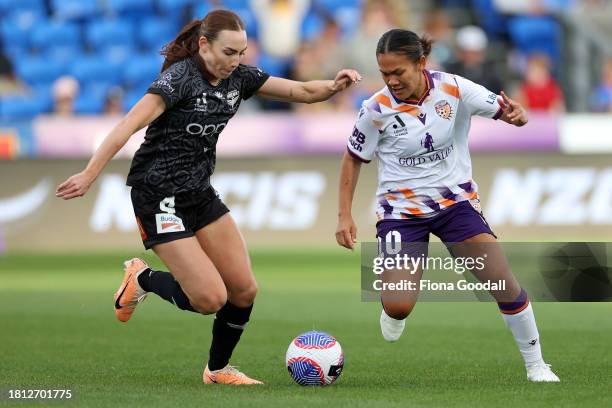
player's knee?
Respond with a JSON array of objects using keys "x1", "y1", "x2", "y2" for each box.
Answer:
[
  {"x1": 191, "y1": 290, "x2": 228, "y2": 315},
  {"x1": 384, "y1": 301, "x2": 416, "y2": 320},
  {"x1": 230, "y1": 280, "x2": 258, "y2": 307}
]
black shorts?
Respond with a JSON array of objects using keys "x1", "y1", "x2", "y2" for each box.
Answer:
[{"x1": 131, "y1": 187, "x2": 229, "y2": 250}]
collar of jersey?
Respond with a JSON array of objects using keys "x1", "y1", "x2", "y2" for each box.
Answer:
[{"x1": 390, "y1": 69, "x2": 434, "y2": 106}]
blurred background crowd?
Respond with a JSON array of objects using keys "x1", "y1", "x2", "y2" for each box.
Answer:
[{"x1": 1, "y1": 0, "x2": 611, "y2": 118}]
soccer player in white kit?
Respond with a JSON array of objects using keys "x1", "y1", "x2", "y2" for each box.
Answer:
[{"x1": 336, "y1": 29, "x2": 559, "y2": 382}]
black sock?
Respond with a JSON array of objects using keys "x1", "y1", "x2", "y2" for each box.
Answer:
[
  {"x1": 137, "y1": 268, "x2": 196, "y2": 312},
  {"x1": 207, "y1": 302, "x2": 253, "y2": 371}
]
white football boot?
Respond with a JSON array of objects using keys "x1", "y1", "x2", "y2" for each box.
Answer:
[
  {"x1": 526, "y1": 361, "x2": 560, "y2": 382},
  {"x1": 380, "y1": 309, "x2": 406, "y2": 342}
]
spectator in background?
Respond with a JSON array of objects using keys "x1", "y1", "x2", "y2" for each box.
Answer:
[
  {"x1": 104, "y1": 87, "x2": 124, "y2": 115},
  {"x1": 290, "y1": 17, "x2": 348, "y2": 111},
  {"x1": 0, "y1": 53, "x2": 28, "y2": 97},
  {"x1": 423, "y1": 9, "x2": 454, "y2": 70},
  {"x1": 517, "y1": 53, "x2": 565, "y2": 112},
  {"x1": 445, "y1": 26, "x2": 503, "y2": 94},
  {"x1": 52, "y1": 76, "x2": 79, "y2": 116},
  {"x1": 310, "y1": 17, "x2": 344, "y2": 81},
  {"x1": 591, "y1": 56, "x2": 612, "y2": 112},
  {"x1": 343, "y1": 0, "x2": 408, "y2": 106},
  {"x1": 251, "y1": 0, "x2": 310, "y2": 59}
]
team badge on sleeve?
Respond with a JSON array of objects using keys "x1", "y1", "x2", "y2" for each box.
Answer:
[
  {"x1": 227, "y1": 89, "x2": 239, "y2": 109},
  {"x1": 434, "y1": 100, "x2": 453, "y2": 120}
]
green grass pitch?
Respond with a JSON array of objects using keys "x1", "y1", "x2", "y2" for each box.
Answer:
[{"x1": 1, "y1": 250, "x2": 610, "y2": 407}]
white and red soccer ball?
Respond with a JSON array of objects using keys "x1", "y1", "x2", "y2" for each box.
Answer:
[{"x1": 286, "y1": 331, "x2": 344, "y2": 386}]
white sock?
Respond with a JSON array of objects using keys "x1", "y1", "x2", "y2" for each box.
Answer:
[
  {"x1": 382, "y1": 308, "x2": 405, "y2": 322},
  {"x1": 502, "y1": 302, "x2": 543, "y2": 366}
]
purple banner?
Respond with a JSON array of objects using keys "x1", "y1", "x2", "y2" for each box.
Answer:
[
  {"x1": 30, "y1": 112, "x2": 559, "y2": 158},
  {"x1": 468, "y1": 113, "x2": 559, "y2": 152}
]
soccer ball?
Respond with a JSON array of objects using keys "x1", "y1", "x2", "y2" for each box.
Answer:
[{"x1": 286, "y1": 331, "x2": 344, "y2": 386}]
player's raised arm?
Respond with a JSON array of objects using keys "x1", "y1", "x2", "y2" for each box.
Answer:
[
  {"x1": 497, "y1": 90, "x2": 528, "y2": 127},
  {"x1": 55, "y1": 93, "x2": 166, "y2": 200},
  {"x1": 255, "y1": 69, "x2": 362, "y2": 104},
  {"x1": 336, "y1": 151, "x2": 362, "y2": 250}
]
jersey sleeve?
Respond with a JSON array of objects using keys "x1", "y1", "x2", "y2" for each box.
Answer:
[
  {"x1": 454, "y1": 75, "x2": 503, "y2": 120},
  {"x1": 147, "y1": 60, "x2": 190, "y2": 109},
  {"x1": 239, "y1": 64, "x2": 270, "y2": 100},
  {"x1": 346, "y1": 104, "x2": 380, "y2": 163}
]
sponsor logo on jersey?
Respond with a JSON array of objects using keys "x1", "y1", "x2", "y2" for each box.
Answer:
[
  {"x1": 434, "y1": 100, "x2": 453, "y2": 119},
  {"x1": 398, "y1": 143, "x2": 454, "y2": 167},
  {"x1": 185, "y1": 121, "x2": 228, "y2": 137},
  {"x1": 153, "y1": 72, "x2": 175, "y2": 93},
  {"x1": 349, "y1": 126, "x2": 366, "y2": 152},
  {"x1": 390, "y1": 114, "x2": 409, "y2": 136},
  {"x1": 421, "y1": 132, "x2": 435, "y2": 152},
  {"x1": 486, "y1": 92, "x2": 497, "y2": 105},
  {"x1": 417, "y1": 111, "x2": 427, "y2": 125},
  {"x1": 195, "y1": 92, "x2": 207, "y2": 112},
  {"x1": 155, "y1": 213, "x2": 185, "y2": 233}
]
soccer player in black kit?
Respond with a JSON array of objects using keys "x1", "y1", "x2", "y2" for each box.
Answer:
[{"x1": 56, "y1": 10, "x2": 361, "y2": 385}]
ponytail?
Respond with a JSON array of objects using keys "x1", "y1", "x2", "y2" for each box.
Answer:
[
  {"x1": 160, "y1": 20, "x2": 202, "y2": 72},
  {"x1": 159, "y1": 10, "x2": 245, "y2": 72},
  {"x1": 419, "y1": 36, "x2": 433, "y2": 58}
]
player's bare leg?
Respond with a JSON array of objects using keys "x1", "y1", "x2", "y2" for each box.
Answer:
[
  {"x1": 452, "y1": 233, "x2": 560, "y2": 382},
  {"x1": 196, "y1": 213, "x2": 263, "y2": 384}
]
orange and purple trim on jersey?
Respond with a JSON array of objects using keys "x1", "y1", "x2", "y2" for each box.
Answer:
[
  {"x1": 392, "y1": 69, "x2": 435, "y2": 106},
  {"x1": 498, "y1": 288, "x2": 529, "y2": 315},
  {"x1": 492, "y1": 106, "x2": 504, "y2": 120},
  {"x1": 377, "y1": 181, "x2": 479, "y2": 219},
  {"x1": 440, "y1": 82, "x2": 460, "y2": 99},
  {"x1": 136, "y1": 216, "x2": 148, "y2": 241}
]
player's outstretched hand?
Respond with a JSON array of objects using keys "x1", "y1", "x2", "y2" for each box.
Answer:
[
  {"x1": 56, "y1": 171, "x2": 95, "y2": 200},
  {"x1": 331, "y1": 69, "x2": 362, "y2": 93},
  {"x1": 336, "y1": 214, "x2": 358, "y2": 251},
  {"x1": 498, "y1": 90, "x2": 528, "y2": 127}
]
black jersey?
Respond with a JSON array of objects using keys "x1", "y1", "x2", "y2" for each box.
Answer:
[{"x1": 126, "y1": 58, "x2": 270, "y2": 194}]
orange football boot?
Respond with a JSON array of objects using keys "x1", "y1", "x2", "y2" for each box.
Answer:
[
  {"x1": 114, "y1": 258, "x2": 149, "y2": 322},
  {"x1": 203, "y1": 365, "x2": 264, "y2": 385}
]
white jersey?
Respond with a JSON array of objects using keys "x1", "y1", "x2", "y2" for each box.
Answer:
[{"x1": 347, "y1": 70, "x2": 502, "y2": 220}]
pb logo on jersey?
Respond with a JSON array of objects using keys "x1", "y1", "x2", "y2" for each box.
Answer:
[
  {"x1": 155, "y1": 213, "x2": 186, "y2": 234},
  {"x1": 350, "y1": 126, "x2": 366, "y2": 152},
  {"x1": 434, "y1": 100, "x2": 453, "y2": 120}
]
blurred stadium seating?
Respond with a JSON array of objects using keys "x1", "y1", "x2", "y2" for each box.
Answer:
[{"x1": 0, "y1": 0, "x2": 610, "y2": 119}]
